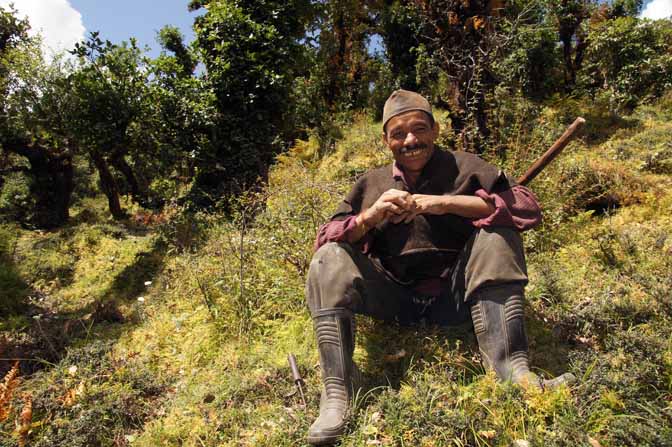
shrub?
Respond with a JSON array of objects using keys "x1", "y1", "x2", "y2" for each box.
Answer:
[
  {"x1": 582, "y1": 17, "x2": 672, "y2": 110},
  {"x1": 0, "y1": 172, "x2": 34, "y2": 224}
]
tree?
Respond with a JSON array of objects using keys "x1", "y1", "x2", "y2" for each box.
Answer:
[
  {"x1": 313, "y1": 0, "x2": 375, "y2": 111},
  {"x1": 63, "y1": 34, "x2": 151, "y2": 219},
  {"x1": 0, "y1": 6, "x2": 75, "y2": 228},
  {"x1": 493, "y1": 0, "x2": 563, "y2": 99},
  {"x1": 544, "y1": 0, "x2": 596, "y2": 90},
  {"x1": 189, "y1": 0, "x2": 312, "y2": 203},
  {"x1": 582, "y1": 16, "x2": 672, "y2": 109},
  {"x1": 377, "y1": 0, "x2": 424, "y2": 92},
  {"x1": 145, "y1": 25, "x2": 215, "y2": 204},
  {"x1": 408, "y1": 0, "x2": 509, "y2": 152}
]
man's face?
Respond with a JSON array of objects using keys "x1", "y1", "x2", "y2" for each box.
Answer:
[{"x1": 383, "y1": 110, "x2": 439, "y2": 175}]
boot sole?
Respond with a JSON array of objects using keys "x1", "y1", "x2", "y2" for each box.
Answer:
[{"x1": 307, "y1": 433, "x2": 342, "y2": 445}]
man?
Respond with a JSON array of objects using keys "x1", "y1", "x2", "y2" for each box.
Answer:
[{"x1": 305, "y1": 89, "x2": 572, "y2": 445}]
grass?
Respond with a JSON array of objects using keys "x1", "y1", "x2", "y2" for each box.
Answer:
[{"x1": 1, "y1": 95, "x2": 672, "y2": 446}]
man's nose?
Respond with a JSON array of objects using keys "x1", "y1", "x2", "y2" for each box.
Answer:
[{"x1": 403, "y1": 131, "x2": 418, "y2": 146}]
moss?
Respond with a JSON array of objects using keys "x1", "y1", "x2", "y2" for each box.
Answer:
[{"x1": 5, "y1": 95, "x2": 672, "y2": 446}]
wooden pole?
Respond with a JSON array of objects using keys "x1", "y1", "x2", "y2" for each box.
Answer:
[{"x1": 517, "y1": 117, "x2": 586, "y2": 186}]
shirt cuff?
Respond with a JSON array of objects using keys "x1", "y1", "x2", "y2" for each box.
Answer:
[
  {"x1": 471, "y1": 186, "x2": 542, "y2": 231},
  {"x1": 314, "y1": 215, "x2": 359, "y2": 251}
]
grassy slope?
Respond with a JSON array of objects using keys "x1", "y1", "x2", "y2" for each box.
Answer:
[{"x1": 1, "y1": 98, "x2": 671, "y2": 447}]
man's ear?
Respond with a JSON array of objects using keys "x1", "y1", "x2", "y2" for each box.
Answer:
[{"x1": 382, "y1": 131, "x2": 389, "y2": 147}]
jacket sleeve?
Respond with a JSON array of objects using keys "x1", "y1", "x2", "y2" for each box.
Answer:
[
  {"x1": 313, "y1": 176, "x2": 373, "y2": 251},
  {"x1": 313, "y1": 215, "x2": 358, "y2": 250},
  {"x1": 471, "y1": 185, "x2": 542, "y2": 231}
]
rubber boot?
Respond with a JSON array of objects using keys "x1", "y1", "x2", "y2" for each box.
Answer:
[
  {"x1": 470, "y1": 291, "x2": 542, "y2": 387},
  {"x1": 470, "y1": 290, "x2": 576, "y2": 389},
  {"x1": 307, "y1": 308, "x2": 355, "y2": 445}
]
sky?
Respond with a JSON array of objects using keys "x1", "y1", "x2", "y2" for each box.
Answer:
[
  {"x1": 0, "y1": 0, "x2": 200, "y2": 60},
  {"x1": 641, "y1": 0, "x2": 672, "y2": 19},
  {"x1": 0, "y1": 0, "x2": 671, "y2": 62}
]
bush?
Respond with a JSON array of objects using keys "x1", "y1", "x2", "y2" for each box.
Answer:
[
  {"x1": 0, "y1": 171, "x2": 34, "y2": 224},
  {"x1": 0, "y1": 223, "x2": 29, "y2": 317},
  {"x1": 582, "y1": 17, "x2": 672, "y2": 110}
]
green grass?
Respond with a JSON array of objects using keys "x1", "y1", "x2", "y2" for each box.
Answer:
[{"x1": 2, "y1": 95, "x2": 672, "y2": 446}]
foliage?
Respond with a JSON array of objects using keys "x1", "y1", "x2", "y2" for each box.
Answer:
[
  {"x1": 582, "y1": 17, "x2": 672, "y2": 110},
  {"x1": 494, "y1": 0, "x2": 563, "y2": 99},
  {"x1": 189, "y1": 0, "x2": 312, "y2": 203},
  {"x1": 0, "y1": 6, "x2": 76, "y2": 228},
  {"x1": 378, "y1": 1, "x2": 424, "y2": 93},
  {"x1": 544, "y1": 0, "x2": 595, "y2": 89},
  {"x1": 25, "y1": 340, "x2": 168, "y2": 447}
]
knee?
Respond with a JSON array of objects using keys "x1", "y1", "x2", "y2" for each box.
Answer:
[
  {"x1": 465, "y1": 228, "x2": 528, "y2": 299},
  {"x1": 309, "y1": 241, "x2": 351, "y2": 274},
  {"x1": 306, "y1": 243, "x2": 359, "y2": 309},
  {"x1": 475, "y1": 227, "x2": 523, "y2": 250},
  {"x1": 470, "y1": 227, "x2": 525, "y2": 264}
]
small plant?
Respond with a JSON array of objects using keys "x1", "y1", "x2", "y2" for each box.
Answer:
[{"x1": 0, "y1": 362, "x2": 20, "y2": 423}]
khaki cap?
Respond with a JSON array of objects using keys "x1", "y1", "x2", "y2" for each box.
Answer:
[{"x1": 382, "y1": 89, "x2": 433, "y2": 131}]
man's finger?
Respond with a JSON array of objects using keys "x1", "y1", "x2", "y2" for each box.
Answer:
[
  {"x1": 382, "y1": 202, "x2": 405, "y2": 215},
  {"x1": 386, "y1": 195, "x2": 415, "y2": 211},
  {"x1": 390, "y1": 211, "x2": 412, "y2": 224},
  {"x1": 402, "y1": 211, "x2": 417, "y2": 224}
]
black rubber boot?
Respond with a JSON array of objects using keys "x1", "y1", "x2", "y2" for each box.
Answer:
[
  {"x1": 307, "y1": 308, "x2": 355, "y2": 445},
  {"x1": 470, "y1": 290, "x2": 576, "y2": 389},
  {"x1": 470, "y1": 290, "x2": 542, "y2": 387}
]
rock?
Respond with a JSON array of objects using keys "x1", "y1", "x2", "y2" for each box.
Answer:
[{"x1": 512, "y1": 441, "x2": 530, "y2": 447}]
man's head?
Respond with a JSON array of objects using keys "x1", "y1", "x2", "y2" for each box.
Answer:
[{"x1": 382, "y1": 89, "x2": 439, "y2": 176}]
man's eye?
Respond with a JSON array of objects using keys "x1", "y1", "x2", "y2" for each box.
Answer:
[
  {"x1": 392, "y1": 132, "x2": 405, "y2": 140},
  {"x1": 413, "y1": 127, "x2": 427, "y2": 134}
]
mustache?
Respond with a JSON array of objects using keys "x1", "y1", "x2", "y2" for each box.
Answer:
[{"x1": 400, "y1": 143, "x2": 428, "y2": 153}]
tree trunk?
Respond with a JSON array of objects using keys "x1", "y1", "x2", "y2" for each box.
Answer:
[
  {"x1": 110, "y1": 154, "x2": 144, "y2": 206},
  {"x1": 561, "y1": 34, "x2": 575, "y2": 89},
  {"x1": 91, "y1": 152, "x2": 125, "y2": 220},
  {"x1": 48, "y1": 151, "x2": 74, "y2": 224},
  {"x1": 2, "y1": 140, "x2": 74, "y2": 227}
]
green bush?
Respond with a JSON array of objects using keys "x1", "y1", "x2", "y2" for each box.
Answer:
[
  {"x1": 0, "y1": 171, "x2": 34, "y2": 224},
  {"x1": 582, "y1": 17, "x2": 672, "y2": 110},
  {"x1": 0, "y1": 223, "x2": 29, "y2": 317}
]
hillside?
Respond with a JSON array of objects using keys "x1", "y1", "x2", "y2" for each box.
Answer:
[{"x1": 1, "y1": 95, "x2": 671, "y2": 447}]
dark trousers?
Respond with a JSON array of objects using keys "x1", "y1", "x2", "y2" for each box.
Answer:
[{"x1": 305, "y1": 227, "x2": 529, "y2": 325}]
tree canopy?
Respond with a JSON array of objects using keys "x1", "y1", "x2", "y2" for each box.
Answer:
[{"x1": 1, "y1": 0, "x2": 670, "y2": 226}]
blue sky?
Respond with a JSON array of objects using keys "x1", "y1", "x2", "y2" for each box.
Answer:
[
  {"x1": 1, "y1": 0, "x2": 670, "y2": 62},
  {"x1": 0, "y1": 0, "x2": 201, "y2": 59},
  {"x1": 68, "y1": 0, "x2": 200, "y2": 56}
]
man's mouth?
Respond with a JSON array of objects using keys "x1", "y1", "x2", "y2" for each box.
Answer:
[{"x1": 400, "y1": 145, "x2": 427, "y2": 158}]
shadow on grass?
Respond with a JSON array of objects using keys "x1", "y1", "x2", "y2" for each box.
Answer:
[
  {"x1": 100, "y1": 239, "x2": 166, "y2": 303},
  {"x1": 1, "y1": 238, "x2": 167, "y2": 377},
  {"x1": 352, "y1": 310, "x2": 576, "y2": 396},
  {"x1": 356, "y1": 317, "x2": 481, "y2": 393},
  {"x1": 0, "y1": 257, "x2": 32, "y2": 319},
  {"x1": 580, "y1": 110, "x2": 641, "y2": 147},
  {"x1": 526, "y1": 311, "x2": 574, "y2": 378}
]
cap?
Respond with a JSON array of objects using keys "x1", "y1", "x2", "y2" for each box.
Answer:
[{"x1": 382, "y1": 89, "x2": 433, "y2": 131}]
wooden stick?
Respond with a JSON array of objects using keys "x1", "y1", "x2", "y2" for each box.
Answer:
[{"x1": 517, "y1": 117, "x2": 586, "y2": 186}]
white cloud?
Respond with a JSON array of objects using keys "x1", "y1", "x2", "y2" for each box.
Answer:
[
  {"x1": 641, "y1": 0, "x2": 672, "y2": 19},
  {"x1": 0, "y1": 0, "x2": 85, "y2": 59}
]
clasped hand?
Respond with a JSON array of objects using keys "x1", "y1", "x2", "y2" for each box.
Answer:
[{"x1": 360, "y1": 189, "x2": 448, "y2": 227}]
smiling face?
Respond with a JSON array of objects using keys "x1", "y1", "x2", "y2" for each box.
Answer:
[{"x1": 383, "y1": 110, "x2": 439, "y2": 180}]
